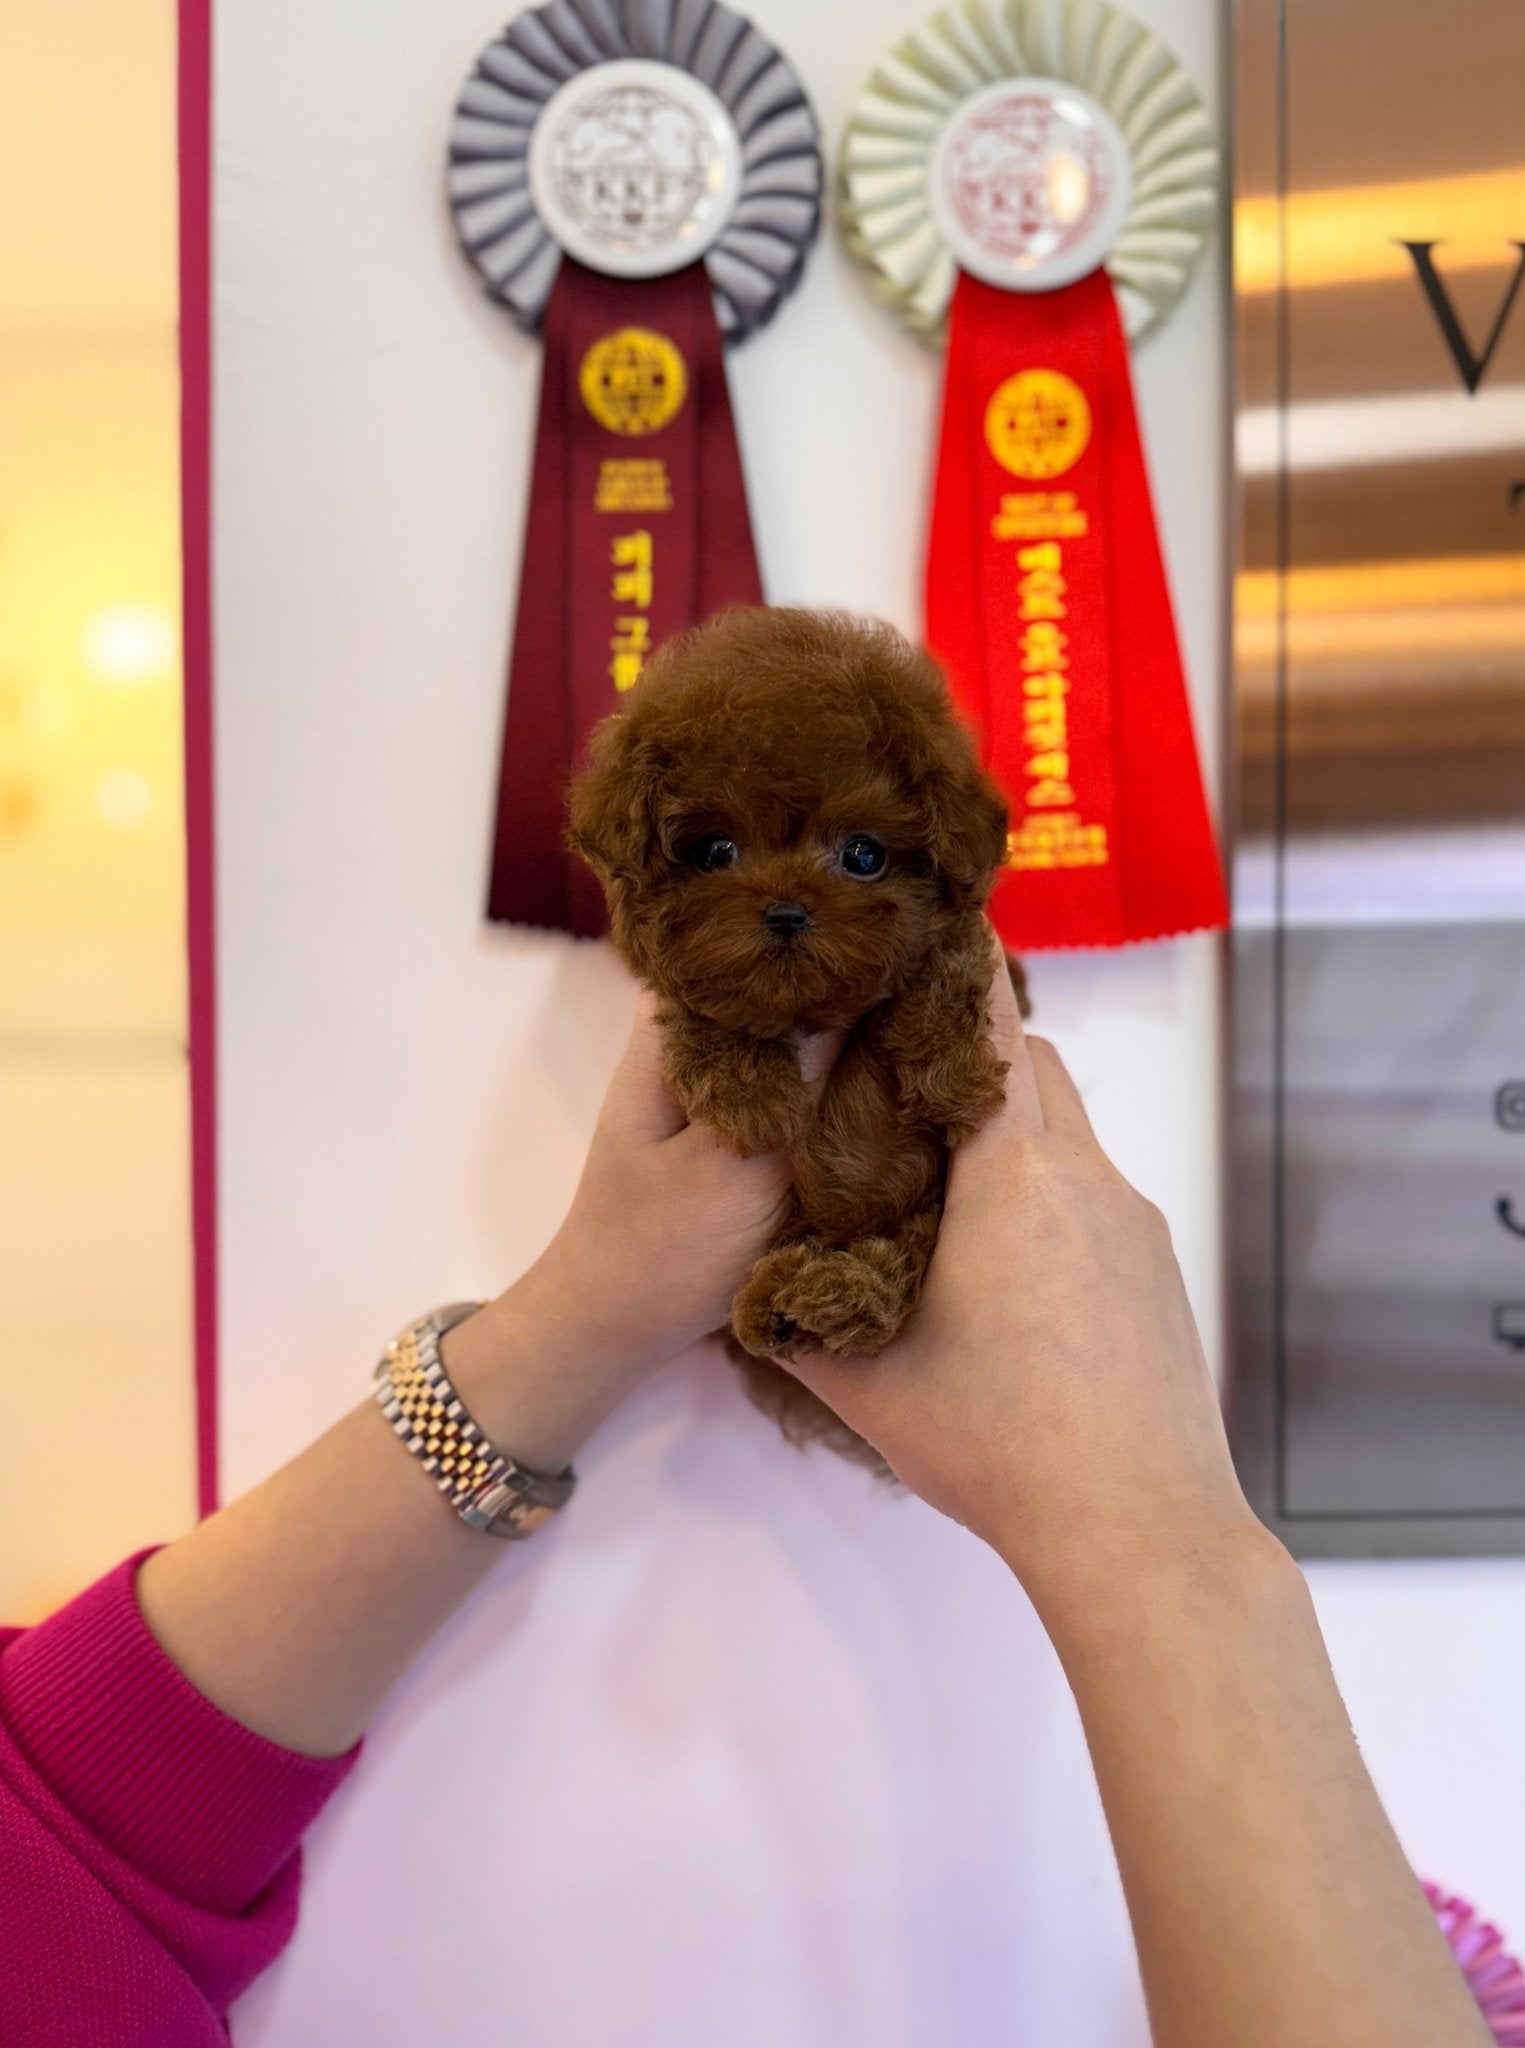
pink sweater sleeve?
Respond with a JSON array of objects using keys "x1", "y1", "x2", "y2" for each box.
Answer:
[{"x1": 0, "y1": 1552, "x2": 358, "y2": 2046}]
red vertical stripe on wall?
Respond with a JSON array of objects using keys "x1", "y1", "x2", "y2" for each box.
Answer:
[{"x1": 179, "y1": 0, "x2": 219, "y2": 1516}]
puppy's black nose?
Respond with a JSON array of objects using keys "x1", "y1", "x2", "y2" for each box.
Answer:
[{"x1": 763, "y1": 900, "x2": 812, "y2": 939}]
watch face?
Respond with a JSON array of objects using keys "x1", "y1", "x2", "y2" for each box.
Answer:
[
  {"x1": 527, "y1": 58, "x2": 744, "y2": 280},
  {"x1": 929, "y1": 76, "x2": 1133, "y2": 293}
]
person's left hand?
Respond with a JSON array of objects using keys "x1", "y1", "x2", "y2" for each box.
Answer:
[{"x1": 444, "y1": 995, "x2": 836, "y2": 1471}]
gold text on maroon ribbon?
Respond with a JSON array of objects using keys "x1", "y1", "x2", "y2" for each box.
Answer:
[{"x1": 609, "y1": 528, "x2": 654, "y2": 694}]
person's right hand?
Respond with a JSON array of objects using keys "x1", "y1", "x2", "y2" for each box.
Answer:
[
  {"x1": 780, "y1": 949, "x2": 1264, "y2": 1627},
  {"x1": 778, "y1": 957, "x2": 1493, "y2": 2048}
]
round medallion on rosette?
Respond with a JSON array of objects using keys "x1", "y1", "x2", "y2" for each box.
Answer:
[
  {"x1": 525, "y1": 61, "x2": 743, "y2": 281},
  {"x1": 837, "y1": 0, "x2": 1226, "y2": 953},
  {"x1": 928, "y1": 77, "x2": 1133, "y2": 295},
  {"x1": 449, "y1": 1, "x2": 822, "y2": 933}
]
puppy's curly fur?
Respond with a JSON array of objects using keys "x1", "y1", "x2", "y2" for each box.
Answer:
[{"x1": 570, "y1": 606, "x2": 1023, "y2": 1471}]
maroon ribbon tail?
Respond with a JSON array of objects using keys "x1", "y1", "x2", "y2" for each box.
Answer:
[{"x1": 485, "y1": 258, "x2": 762, "y2": 937}]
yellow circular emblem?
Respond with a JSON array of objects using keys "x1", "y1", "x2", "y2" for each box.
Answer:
[
  {"x1": 578, "y1": 327, "x2": 688, "y2": 437},
  {"x1": 983, "y1": 368, "x2": 1092, "y2": 480}
]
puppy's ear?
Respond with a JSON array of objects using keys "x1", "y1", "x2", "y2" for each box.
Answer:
[
  {"x1": 566, "y1": 710, "x2": 660, "y2": 887},
  {"x1": 925, "y1": 738, "x2": 1009, "y2": 906}
]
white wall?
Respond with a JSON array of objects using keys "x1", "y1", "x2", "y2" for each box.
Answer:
[{"x1": 212, "y1": 0, "x2": 1524, "y2": 2040}]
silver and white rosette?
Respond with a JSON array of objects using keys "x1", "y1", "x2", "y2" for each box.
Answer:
[
  {"x1": 449, "y1": 0, "x2": 823, "y2": 343},
  {"x1": 838, "y1": 0, "x2": 1219, "y2": 344}
]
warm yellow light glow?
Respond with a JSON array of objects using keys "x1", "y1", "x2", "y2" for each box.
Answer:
[
  {"x1": 1235, "y1": 167, "x2": 1525, "y2": 294},
  {"x1": 19, "y1": 680, "x2": 72, "y2": 742},
  {"x1": 95, "y1": 765, "x2": 155, "y2": 829},
  {"x1": 1237, "y1": 602, "x2": 1525, "y2": 666},
  {"x1": 1236, "y1": 555, "x2": 1525, "y2": 667},
  {"x1": 1237, "y1": 554, "x2": 1525, "y2": 617},
  {"x1": 0, "y1": 0, "x2": 194, "y2": 1621},
  {"x1": 0, "y1": 779, "x2": 38, "y2": 841},
  {"x1": 84, "y1": 602, "x2": 177, "y2": 684}
]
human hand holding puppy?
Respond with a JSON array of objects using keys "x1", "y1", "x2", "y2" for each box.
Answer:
[
  {"x1": 442, "y1": 996, "x2": 842, "y2": 1476},
  {"x1": 777, "y1": 949, "x2": 1259, "y2": 1624}
]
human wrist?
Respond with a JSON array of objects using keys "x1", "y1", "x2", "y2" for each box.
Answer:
[
  {"x1": 1008, "y1": 1507, "x2": 1300, "y2": 1673},
  {"x1": 439, "y1": 1261, "x2": 649, "y2": 1476}
]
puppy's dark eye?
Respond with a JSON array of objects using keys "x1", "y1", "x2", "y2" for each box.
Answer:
[
  {"x1": 686, "y1": 832, "x2": 740, "y2": 873},
  {"x1": 838, "y1": 834, "x2": 888, "y2": 880}
]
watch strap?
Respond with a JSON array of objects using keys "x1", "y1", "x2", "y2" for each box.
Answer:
[{"x1": 374, "y1": 1303, "x2": 575, "y2": 1539}]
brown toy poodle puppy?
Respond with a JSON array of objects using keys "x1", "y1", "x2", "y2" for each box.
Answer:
[{"x1": 569, "y1": 606, "x2": 1025, "y2": 1470}]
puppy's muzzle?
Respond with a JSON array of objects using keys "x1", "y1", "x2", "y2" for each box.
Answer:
[{"x1": 762, "y1": 900, "x2": 812, "y2": 942}]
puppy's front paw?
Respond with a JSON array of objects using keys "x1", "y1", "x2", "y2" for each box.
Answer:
[
  {"x1": 731, "y1": 1244, "x2": 821, "y2": 1359},
  {"x1": 731, "y1": 1240, "x2": 915, "y2": 1362},
  {"x1": 670, "y1": 1037, "x2": 810, "y2": 1157}
]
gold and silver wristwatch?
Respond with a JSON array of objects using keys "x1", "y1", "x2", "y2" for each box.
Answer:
[{"x1": 374, "y1": 1303, "x2": 576, "y2": 1539}]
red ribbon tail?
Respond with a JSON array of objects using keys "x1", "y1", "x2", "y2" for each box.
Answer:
[
  {"x1": 1099, "y1": 289, "x2": 1231, "y2": 940},
  {"x1": 928, "y1": 266, "x2": 1228, "y2": 951}
]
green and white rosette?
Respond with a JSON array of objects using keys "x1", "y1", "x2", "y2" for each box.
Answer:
[{"x1": 837, "y1": 0, "x2": 1219, "y2": 345}]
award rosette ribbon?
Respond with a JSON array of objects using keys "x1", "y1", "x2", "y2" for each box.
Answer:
[
  {"x1": 841, "y1": 0, "x2": 1229, "y2": 949},
  {"x1": 449, "y1": 1, "x2": 821, "y2": 934}
]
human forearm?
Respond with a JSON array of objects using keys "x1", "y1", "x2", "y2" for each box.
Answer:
[
  {"x1": 135, "y1": 997, "x2": 799, "y2": 1762},
  {"x1": 135, "y1": 1274, "x2": 622, "y2": 1760},
  {"x1": 784, "y1": 966, "x2": 1487, "y2": 2044},
  {"x1": 1038, "y1": 1524, "x2": 1490, "y2": 2048}
]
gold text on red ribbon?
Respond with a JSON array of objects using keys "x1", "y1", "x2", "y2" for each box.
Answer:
[{"x1": 1006, "y1": 538, "x2": 1110, "y2": 872}]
